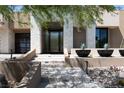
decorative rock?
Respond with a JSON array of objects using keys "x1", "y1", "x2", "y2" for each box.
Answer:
[
  {"x1": 88, "y1": 67, "x2": 121, "y2": 88},
  {"x1": 40, "y1": 66, "x2": 124, "y2": 88},
  {"x1": 46, "y1": 84, "x2": 56, "y2": 88},
  {"x1": 61, "y1": 75, "x2": 70, "y2": 82},
  {"x1": 66, "y1": 81, "x2": 74, "y2": 88},
  {"x1": 56, "y1": 82, "x2": 65, "y2": 88},
  {"x1": 118, "y1": 71, "x2": 124, "y2": 79},
  {"x1": 40, "y1": 67, "x2": 101, "y2": 88},
  {"x1": 81, "y1": 83, "x2": 100, "y2": 88}
]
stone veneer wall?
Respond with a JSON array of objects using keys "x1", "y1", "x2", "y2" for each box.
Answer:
[
  {"x1": 0, "y1": 61, "x2": 41, "y2": 88},
  {"x1": 15, "y1": 62, "x2": 41, "y2": 88},
  {"x1": 0, "y1": 61, "x2": 30, "y2": 87}
]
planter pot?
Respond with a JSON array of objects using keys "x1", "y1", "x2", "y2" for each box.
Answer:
[
  {"x1": 76, "y1": 50, "x2": 91, "y2": 57},
  {"x1": 97, "y1": 50, "x2": 113, "y2": 57},
  {"x1": 119, "y1": 50, "x2": 124, "y2": 56}
]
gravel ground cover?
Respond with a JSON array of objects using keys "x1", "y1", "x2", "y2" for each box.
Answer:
[
  {"x1": 40, "y1": 66, "x2": 100, "y2": 88},
  {"x1": 39, "y1": 65, "x2": 124, "y2": 88},
  {"x1": 88, "y1": 66, "x2": 123, "y2": 88}
]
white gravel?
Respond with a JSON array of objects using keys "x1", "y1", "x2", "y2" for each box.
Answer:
[
  {"x1": 39, "y1": 65, "x2": 124, "y2": 88},
  {"x1": 39, "y1": 67, "x2": 100, "y2": 88}
]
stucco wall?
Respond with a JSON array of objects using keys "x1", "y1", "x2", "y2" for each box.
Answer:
[
  {"x1": 119, "y1": 11, "x2": 124, "y2": 38},
  {"x1": 96, "y1": 11, "x2": 119, "y2": 27},
  {"x1": 1, "y1": 11, "x2": 124, "y2": 53},
  {"x1": 0, "y1": 21, "x2": 14, "y2": 53},
  {"x1": 108, "y1": 28, "x2": 122, "y2": 48},
  {"x1": 73, "y1": 27, "x2": 86, "y2": 48},
  {"x1": 14, "y1": 13, "x2": 30, "y2": 29},
  {"x1": 0, "y1": 29, "x2": 9, "y2": 53}
]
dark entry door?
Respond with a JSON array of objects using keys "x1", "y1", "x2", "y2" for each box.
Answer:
[
  {"x1": 44, "y1": 30, "x2": 63, "y2": 54},
  {"x1": 15, "y1": 33, "x2": 30, "y2": 53},
  {"x1": 50, "y1": 32, "x2": 59, "y2": 52}
]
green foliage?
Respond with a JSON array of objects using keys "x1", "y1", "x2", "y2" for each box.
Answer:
[
  {"x1": 0, "y1": 5, "x2": 116, "y2": 29},
  {"x1": 118, "y1": 79, "x2": 124, "y2": 86},
  {"x1": 80, "y1": 43, "x2": 86, "y2": 50},
  {"x1": 0, "y1": 5, "x2": 14, "y2": 21},
  {"x1": 104, "y1": 43, "x2": 109, "y2": 50},
  {"x1": 22, "y1": 5, "x2": 115, "y2": 29}
]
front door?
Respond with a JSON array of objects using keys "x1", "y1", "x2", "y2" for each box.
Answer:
[
  {"x1": 43, "y1": 30, "x2": 63, "y2": 54},
  {"x1": 50, "y1": 32, "x2": 59, "y2": 52}
]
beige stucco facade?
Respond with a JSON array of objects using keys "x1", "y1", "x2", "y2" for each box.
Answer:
[
  {"x1": 0, "y1": 13, "x2": 30, "y2": 53},
  {"x1": 13, "y1": 13, "x2": 30, "y2": 29},
  {"x1": 96, "y1": 11, "x2": 124, "y2": 48},
  {"x1": 0, "y1": 17, "x2": 14, "y2": 53},
  {"x1": 96, "y1": 11, "x2": 119, "y2": 27},
  {"x1": 108, "y1": 27, "x2": 123, "y2": 48},
  {"x1": 0, "y1": 11, "x2": 124, "y2": 53},
  {"x1": 73, "y1": 27, "x2": 86, "y2": 48}
]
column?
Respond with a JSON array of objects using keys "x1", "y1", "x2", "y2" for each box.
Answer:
[
  {"x1": 30, "y1": 15, "x2": 42, "y2": 53},
  {"x1": 86, "y1": 24, "x2": 96, "y2": 48},
  {"x1": 63, "y1": 16, "x2": 73, "y2": 52}
]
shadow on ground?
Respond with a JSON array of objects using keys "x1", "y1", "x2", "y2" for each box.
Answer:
[{"x1": 38, "y1": 77, "x2": 49, "y2": 88}]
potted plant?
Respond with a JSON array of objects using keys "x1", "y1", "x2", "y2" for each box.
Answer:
[
  {"x1": 76, "y1": 43, "x2": 91, "y2": 57},
  {"x1": 119, "y1": 49, "x2": 124, "y2": 56},
  {"x1": 97, "y1": 43, "x2": 113, "y2": 57}
]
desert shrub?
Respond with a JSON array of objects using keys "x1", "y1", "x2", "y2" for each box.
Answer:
[{"x1": 118, "y1": 79, "x2": 124, "y2": 86}]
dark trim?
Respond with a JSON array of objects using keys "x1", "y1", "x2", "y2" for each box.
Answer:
[
  {"x1": 58, "y1": 32, "x2": 60, "y2": 52},
  {"x1": 48, "y1": 31, "x2": 50, "y2": 52},
  {"x1": 47, "y1": 29, "x2": 63, "y2": 31}
]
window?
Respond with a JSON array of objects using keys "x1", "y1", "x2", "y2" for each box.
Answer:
[
  {"x1": 96, "y1": 28, "x2": 108, "y2": 48},
  {"x1": 15, "y1": 33, "x2": 30, "y2": 53}
]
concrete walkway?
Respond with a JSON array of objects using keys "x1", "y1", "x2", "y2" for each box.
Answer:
[
  {"x1": 0, "y1": 54, "x2": 22, "y2": 61},
  {"x1": 32, "y1": 54, "x2": 65, "y2": 62},
  {"x1": 31, "y1": 54, "x2": 65, "y2": 67}
]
